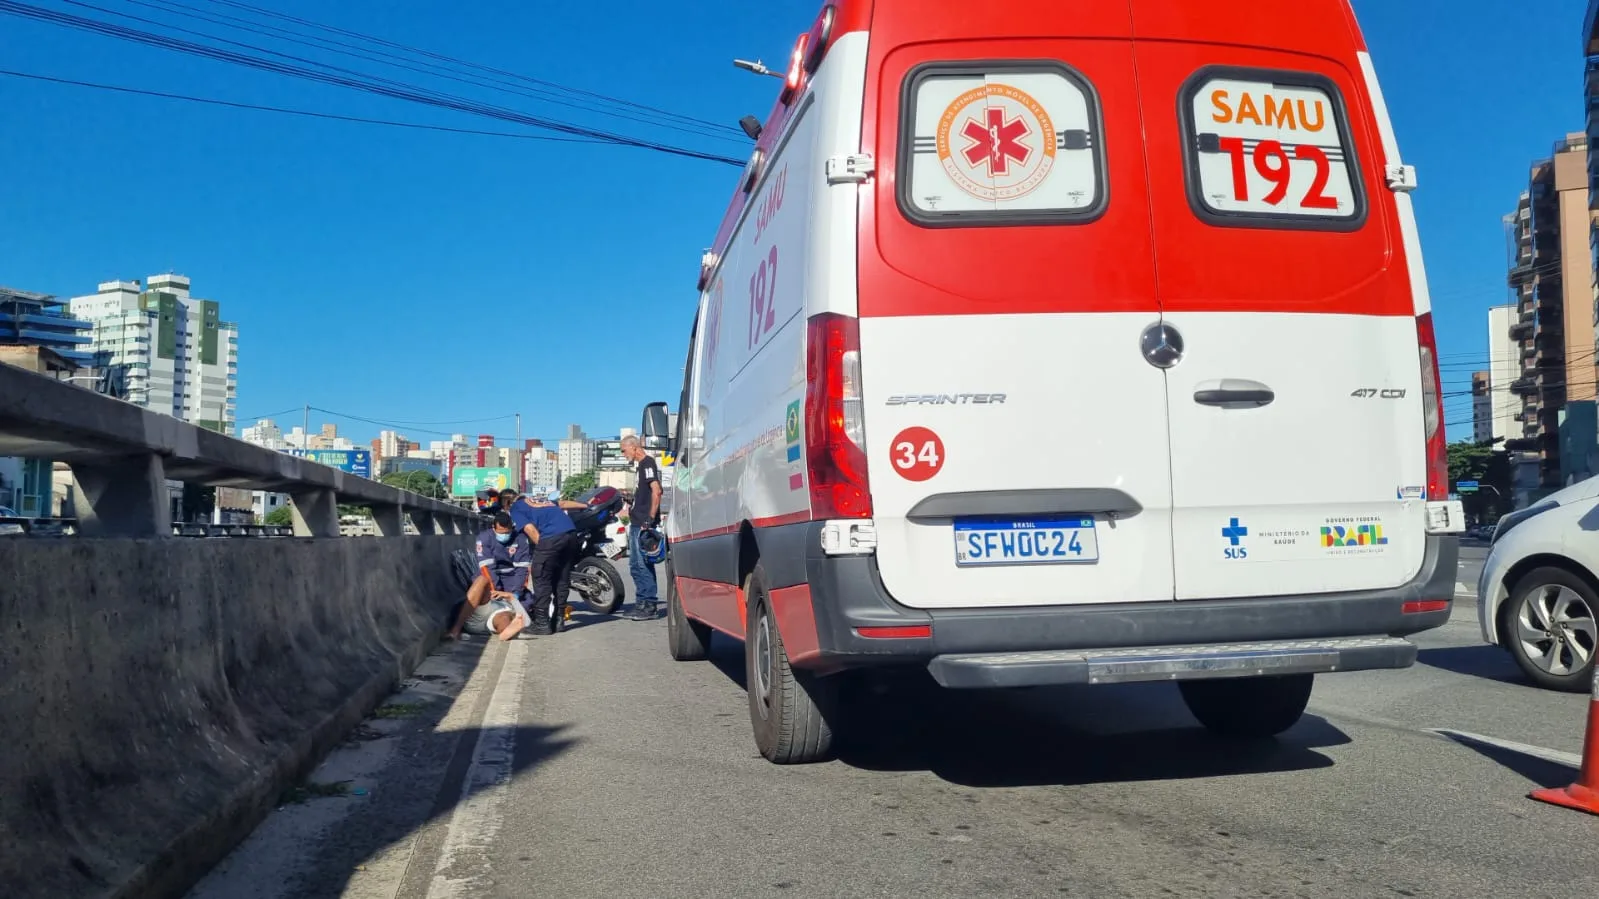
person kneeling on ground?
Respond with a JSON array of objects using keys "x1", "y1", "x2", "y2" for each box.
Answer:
[
  {"x1": 445, "y1": 511, "x2": 533, "y2": 642},
  {"x1": 510, "y1": 488, "x2": 581, "y2": 635}
]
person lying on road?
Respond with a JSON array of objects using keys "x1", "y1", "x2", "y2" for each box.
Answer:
[{"x1": 445, "y1": 511, "x2": 533, "y2": 642}]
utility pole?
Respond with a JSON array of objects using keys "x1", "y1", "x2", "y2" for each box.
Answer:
[
  {"x1": 515, "y1": 413, "x2": 522, "y2": 448},
  {"x1": 302, "y1": 404, "x2": 310, "y2": 449}
]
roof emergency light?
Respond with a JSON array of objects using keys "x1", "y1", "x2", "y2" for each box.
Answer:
[{"x1": 781, "y1": 34, "x2": 809, "y2": 104}]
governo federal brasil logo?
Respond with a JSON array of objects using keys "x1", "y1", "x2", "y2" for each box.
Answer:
[{"x1": 936, "y1": 83, "x2": 1057, "y2": 202}]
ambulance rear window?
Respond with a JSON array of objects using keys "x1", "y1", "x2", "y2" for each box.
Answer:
[
  {"x1": 1180, "y1": 67, "x2": 1366, "y2": 231},
  {"x1": 897, "y1": 61, "x2": 1106, "y2": 227}
]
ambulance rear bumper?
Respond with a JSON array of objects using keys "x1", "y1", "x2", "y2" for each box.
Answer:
[
  {"x1": 771, "y1": 522, "x2": 1456, "y2": 676},
  {"x1": 924, "y1": 635, "x2": 1417, "y2": 689}
]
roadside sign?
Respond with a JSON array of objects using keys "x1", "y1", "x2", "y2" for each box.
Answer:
[
  {"x1": 1457, "y1": 481, "x2": 1480, "y2": 493},
  {"x1": 289, "y1": 448, "x2": 372, "y2": 479},
  {"x1": 450, "y1": 466, "x2": 513, "y2": 497}
]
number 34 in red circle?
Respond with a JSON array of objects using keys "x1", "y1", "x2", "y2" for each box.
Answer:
[{"x1": 889, "y1": 427, "x2": 945, "y2": 482}]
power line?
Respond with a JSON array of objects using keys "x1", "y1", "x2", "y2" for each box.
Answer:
[
  {"x1": 88, "y1": 0, "x2": 746, "y2": 143},
  {"x1": 0, "y1": 67, "x2": 605, "y2": 142},
  {"x1": 0, "y1": 0, "x2": 745, "y2": 165},
  {"x1": 197, "y1": 0, "x2": 740, "y2": 135}
]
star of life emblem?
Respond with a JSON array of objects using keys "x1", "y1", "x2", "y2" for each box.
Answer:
[{"x1": 936, "y1": 84, "x2": 1057, "y2": 202}]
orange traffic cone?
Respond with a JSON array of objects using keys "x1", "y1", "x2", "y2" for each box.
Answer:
[{"x1": 1530, "y1": 668, "x2": 1599, "y2": 816}]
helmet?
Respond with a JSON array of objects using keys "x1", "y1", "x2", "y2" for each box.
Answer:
[{"x1": 636, "y1": 527, "x2": 668, "y2": 565}]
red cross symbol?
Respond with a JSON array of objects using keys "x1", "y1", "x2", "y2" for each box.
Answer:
[{"x1": 960, "y1": 106, "x2": 1032, "y2": 175}]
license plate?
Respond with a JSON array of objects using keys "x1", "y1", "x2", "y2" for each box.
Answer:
[{"x1": 954, "y1": 517, "x2": 1099, "y2": 567}]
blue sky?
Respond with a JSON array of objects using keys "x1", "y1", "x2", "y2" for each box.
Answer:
[{"x1": 0, "y1": 0, "x2": 1587, "y2": 445}]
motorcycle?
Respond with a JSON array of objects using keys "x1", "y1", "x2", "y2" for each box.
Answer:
[{"x1": 566, "y1": 485, "x2": 629, "y2": 615}]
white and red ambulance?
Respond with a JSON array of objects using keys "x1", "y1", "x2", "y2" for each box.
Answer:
[{"x1": 641, "y1": 0, "x2": 1465, "y2": 764}]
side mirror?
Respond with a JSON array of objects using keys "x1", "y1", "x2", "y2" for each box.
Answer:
[{"x1": 641, "y1": 402, "x2": 672, "y2": 451}]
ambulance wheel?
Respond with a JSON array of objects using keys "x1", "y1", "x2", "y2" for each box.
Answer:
[
  {"x1": 746, "y1": 564, "x2": 836, "y2": 764},
  {"x1": 666, "y1": 558, "x2": 711, "y2": 661},
  {"x1": 573, "y1": 557, "x2": 625, "y2": 615},
  {"x1": 1178, "y1": 674, "x2": 1313, "y2": 739}
]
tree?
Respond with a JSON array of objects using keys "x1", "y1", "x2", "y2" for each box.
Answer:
[
  {"x1": 561, "y1": 469, "x2": 598, "y2": 501},
  {"x1": 1448, "y1": 439, "x2": 1513, "y2": 523},
  {"x1": 264, "y1": 505, "x2": 293, "y2": 527},
  {"x1": 381, "y1": 470, "x2": 446, "y2": 499}
]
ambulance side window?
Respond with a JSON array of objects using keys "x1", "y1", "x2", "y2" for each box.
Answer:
[
  {"x1": 896, "y1": 61, "x2": 1107, "y2": 227},
  {"x1": 674, "y1": 310, "x2": 698, "y2": 462},
  {"x1": 1179, "y1": 66, "x2": 1367, "y2": 231}
]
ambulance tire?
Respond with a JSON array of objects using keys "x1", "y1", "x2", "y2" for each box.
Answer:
[
  {"x1": 745, "y1": 564, "x2": 836, "y2": 764},
  {"x1": 1178, "y1": 673, "x2": 1313, "y2": 739},
  {"x1": 665, "y1": 557, "x2": 711, "y2": 661}
]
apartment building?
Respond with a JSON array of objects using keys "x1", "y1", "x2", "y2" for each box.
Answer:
[
  {"x1": 1503, "y1": 136, "x2": 1598, "y2": 497},
  {"x1": 1485, "y1": 304, "x2": 1518, "y2": 443},
  {"x1": 1472, "y1": 371, "x2": 1493, "y2": 442},
  {"x1": 69, "y1": 275, "x2": 238, "y2": 435},
  {"x1": 558, "y1": 424, "x2": 596, "y2": 479}
]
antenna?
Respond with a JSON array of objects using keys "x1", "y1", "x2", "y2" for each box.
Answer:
[{"x1": 733, "y1": 58, "x2": 785, "y2": 79}]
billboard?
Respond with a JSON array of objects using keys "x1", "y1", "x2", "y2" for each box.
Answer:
[
  {"x1": 451, "y1": 466, "x2": 513, "y2": 498},
  {"x1": 289, "y1": 449, "x2": 372, "y2": 479},
  {"x1": 596, "y1": 440, "x2": 628, "y2": 469}
]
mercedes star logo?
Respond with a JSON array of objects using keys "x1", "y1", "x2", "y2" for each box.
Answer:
[{"x1": 1140, "y1": 322, "x2": 1184, "y2": 369}]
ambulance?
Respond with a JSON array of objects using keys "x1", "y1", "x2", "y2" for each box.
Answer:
[{"x1": 640, "y1": 0, "x2": 1465, "y2": 764}]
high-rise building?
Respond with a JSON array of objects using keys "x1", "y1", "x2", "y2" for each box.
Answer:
[
  {"x1": 525, "y1": 450, "x2": 559, "y2": 490},
  {"x1": 1503, "y1": 136, "x2": 1597, "y2": 498},
  {"x1": 0, "y1": 286, "x2": 92, "y2": 516},
  {"x1": 241, "y1": 418, "x2": 286, "y2": 449},
  {"x1": 0, "y1": 285, "x2": 93, "y2": 366},
  {"x1": 69, "y1": 275, "x2": 238, "y2": 435},
  {"x1": 1472, "y1": 371, "x2": 1493, "y2": 443},
  {"x1": 558, "y1": 424, "x2": 596, "y2": 479},
  {"x1": 1486, "y1": 303, "x2": 1518, "y2": 444}
]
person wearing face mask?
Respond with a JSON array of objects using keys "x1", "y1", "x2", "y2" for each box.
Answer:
[{"x1": 445, "y1": 511, "x2": 533, "y2": 641}]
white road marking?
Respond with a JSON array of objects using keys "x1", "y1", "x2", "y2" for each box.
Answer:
[
  {"x1": 424, "y1": 640, "x2": 529, "y2": 899},
  {"x1": 1455, "y1": 581, "x2": 1473, "y2": 597},
  {"x1": 1426, "y1": 728, "x2": 1582, "y2": 768}
]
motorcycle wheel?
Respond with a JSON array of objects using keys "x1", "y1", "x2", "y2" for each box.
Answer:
[{"x1": 572, "y1": 556, "x2": 627, "y2": 615}]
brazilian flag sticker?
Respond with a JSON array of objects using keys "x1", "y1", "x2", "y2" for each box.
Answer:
[{"x1": 785, "y1": 400, "x2": 801, "y2": 445}]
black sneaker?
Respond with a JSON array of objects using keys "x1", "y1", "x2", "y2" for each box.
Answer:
[{"x1": 626, "y1": 602, "x2": 659, "y2": 621}]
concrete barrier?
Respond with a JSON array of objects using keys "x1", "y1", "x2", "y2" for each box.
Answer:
[{"x1": 0, "y1": 534, "x2": 468, "y2": 899}]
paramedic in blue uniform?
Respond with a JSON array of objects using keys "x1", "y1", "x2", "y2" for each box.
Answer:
[
  {"x1": 510, "y1": 489, "x2": 582, "y2": 635},
  {"x1": 446, "y1": 511, "x2": 532, "y2": 641}
]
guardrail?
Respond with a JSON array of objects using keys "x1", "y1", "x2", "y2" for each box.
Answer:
[{"x1": 0, "y1": 362, "x2": 484, "y2": 537}]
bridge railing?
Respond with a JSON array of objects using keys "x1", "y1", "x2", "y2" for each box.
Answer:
[{"x1": 0, "y1": 362, "x2": 482, "y2": 538}]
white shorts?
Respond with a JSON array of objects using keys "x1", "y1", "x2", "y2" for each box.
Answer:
[{"x1": 464, "y1": 597, "x2": 525, "y2": 636}]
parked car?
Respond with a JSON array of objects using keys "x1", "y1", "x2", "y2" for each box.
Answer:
[{"x1": 1476, "y1": 480, "x2": 1599, "y2": 691}]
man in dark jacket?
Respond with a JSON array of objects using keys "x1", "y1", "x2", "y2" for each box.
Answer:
[{"x1": 510, "y1": 489, "x2": 582, "y2": 635}]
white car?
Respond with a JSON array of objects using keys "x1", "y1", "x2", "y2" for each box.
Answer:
[{"x1": 1477, "y1": 478, "x2": 1599, "y2": 691}]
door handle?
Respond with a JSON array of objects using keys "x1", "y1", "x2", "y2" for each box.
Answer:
[{"x1": 1193, "y1": 379, "x2": 1275, "y2": 409}]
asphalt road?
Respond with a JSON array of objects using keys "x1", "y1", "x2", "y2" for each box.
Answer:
[
  {"x1": 1456, "y1": 539, "x2": 1489, "y2": 600},
  {"x1": 190, "y1": 555, "x2": 1597, "y2": 899}
]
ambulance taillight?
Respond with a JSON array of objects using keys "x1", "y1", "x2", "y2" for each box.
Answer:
[
  {"x1": 1416, "y1": 312, "x2": 1448, "y2": 501},
  {"x1": 805, "y1": 314, "x2": 871, "y2": 519}
]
